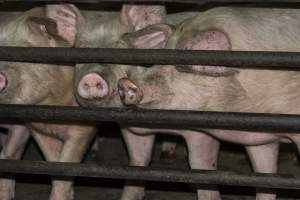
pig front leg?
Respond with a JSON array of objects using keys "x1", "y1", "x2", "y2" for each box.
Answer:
[
  {"x1": 121, "y1": 128, "x2": 155, "y2": 200},
  {"x1": 0, "y1": 125, "x2": 30, "y2": 200},
  {"x1": 183, "y1": 131, "x2": 221, "y2": 200},
  {"x1": 31, "y1": 132, "x2": 67, "y2": 200},
  {"x1": 32, "y1": 125, "x2": 95, "y2": 200},
  {"x1": 246, "y1": 143, "x2": 279, "y2": 200},
  {"x1": 51, "y1": 126, "x2": 95, "y2": 200}
]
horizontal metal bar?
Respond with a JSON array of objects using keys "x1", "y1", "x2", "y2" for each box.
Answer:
[
  {"x1": 1, "y1": 0, "x2": 300, "y2": 5},
  {"x1": 1, "y1": 104, "x2": 300, "y2": 132},
  {"x1": 0, "y1": 159, "x2": 299, "y2": 190},
  {"x1": 1, "y1": 47, "x2": 300, "y2": 69}
]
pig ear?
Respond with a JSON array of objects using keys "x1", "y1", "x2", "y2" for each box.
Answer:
[
  {"x1": 115, "y1": 24, "x2": 174, "y2": 49},
  {"x1": 120, "y1": 4, "x2": 166, "y2": 31},
  {"x1": 45, "y1": 4, "x2": 84, "y2": 45},
  {"x1": 28, "y1": 4, "x2": 83, "y2": 46},
  {"x1": 175, "y1": 30, "x2": 238, "y2": 77}
]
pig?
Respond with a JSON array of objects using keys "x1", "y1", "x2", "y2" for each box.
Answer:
[
  {"x1": 0, "y1": 6, "x2": 174, "y2": 199},
  {"x1": 116, "y1": 7, "x2": 300, "y2": 200},
  {"x1": 77, "y1": 4, "x2": 167, "y2": 48},
  {"x1": 75, "y1": 5, "x2": 200, "y2": 104},
  {"x1": 76, "y1": 7, "x2": 300, "y2": 200},
  {"x1": 0, "y1": 4, "x2": 97, "y2": 200},
  {"x1": 0, "y1": 12, "x2": 32, "y2": 200},
  {"x1": 76, "y1": 7, "x2": 198, "y2": 157}
]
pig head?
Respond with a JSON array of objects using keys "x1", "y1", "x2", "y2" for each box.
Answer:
[
  {"x1": 75, "y1": 5, "x2": 168, "y2": 108},
  {"x1": 0, "y1": 4, "x2": 83, "y2": 105}
]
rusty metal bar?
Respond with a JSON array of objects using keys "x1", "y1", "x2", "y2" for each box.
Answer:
[
  {"x1": 0, "y1": 104, "x2": 300, "y2": 132},
  {"x1": 0, "y1": 159, "x2": 299, "y2": 190},
  {"x1": 0, "y1": 47, "x2": 300, "y2": 69}
]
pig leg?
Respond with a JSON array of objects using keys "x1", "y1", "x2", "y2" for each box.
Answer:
[
  {"x1": 49, "y1": 126, "x2": 95, "y2": 200},
  {"x1": 184, "y1": 131, "x2": 220, "y2": 200},
  {"x1": 0, "y1": 125, "x2": 30, "y2": 200},
  {"x1": 120, "y1": 128, "x2": 155, "y2": 200},
  {"x1": 33, "y1": 126, "x2": 94, "y2": 200},
  {"x1": 32, "y1": 131, "x2": 67, "y2": 200},
  {"x1": 245, "y1": 143, "x2": 279, "y2": 200},
  {"x1": 31, "y1": 131, "x2": 68, "y2": 200}
]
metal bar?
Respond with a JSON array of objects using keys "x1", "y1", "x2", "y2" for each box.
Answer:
[
  {"x1": 1, "y1": 104, "x2": 300, "y2": 132},
  {"x1": 1, "y1": 47, "x2": 300, "y2": 69},
  {"x1": 0, "y1": 159, "x2": 299, "y2": 190},
  {"x1": 1, "y1": 0, "x2": 300, "y2": 5}
]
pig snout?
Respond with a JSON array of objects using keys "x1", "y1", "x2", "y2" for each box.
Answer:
[
  {"x1": 77, "y1": 73, "x2": 109, "y2": 100},
  {"x1": 118, "y1": 77, "x2": 143, "y2": 105},
  {"x1": 0, "y1": 73, "x2": 7, "y2": 93}
]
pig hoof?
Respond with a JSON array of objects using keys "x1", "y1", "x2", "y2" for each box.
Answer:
[
  {"x1": 118, "y1": 78, "x2": 143, "y2": 106},
  {"x1": 0, "y1": 73, "x2": 7, "y2": 93},
  {"x1": 77, "y1": 73, "x2": 109, "y2": 100}
]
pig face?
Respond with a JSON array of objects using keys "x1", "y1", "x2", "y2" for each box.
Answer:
[
  {"x1": 75, "y1": 23, "x2": 174, "y2": 108},
  {"x1": 74, "y1": 4, "x2": 167, "y2": 107},
  {"x1": 75, "y1": 63, "x2": 127, "y2": 107},
  {"x1": 116, "y1": 28, "x2": 247, "y2": 111},
  {"x1": 0, "y1": 5, "x2": 83, "y2": 105}
]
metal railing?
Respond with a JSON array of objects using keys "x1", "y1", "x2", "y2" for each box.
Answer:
[
  {"x1": 1, "y1": 159, "x2": 300, "y2": 190},
  {"x1": 0, "y1": 0, "x2": 300, "y2": 194},
  {"x1": 1, "y1": 104, "x2": 300, "y2": 132},
  {"x1": 1, "y1": 0, "x2": 300, "y2": 5},
  {"x1": 1, "y1": 47, "x2": 300, "y2": 70}
]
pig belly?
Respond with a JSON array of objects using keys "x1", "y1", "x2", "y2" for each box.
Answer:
[
  {"x1": 206, "y1": 129, "x2": 286, "y2": 146},
  {"x1": 126, "y1": 127, "x2": 183, "y2": 136},
  {"x1": 126, "y1": 127, "x2": 287, "y2": 146},
  {"x1": 125, "y1": 126, "x2": 291, "y2": 147},
  {"x1": 30, "y1": 123, "x2": 70, "y2": 141}
]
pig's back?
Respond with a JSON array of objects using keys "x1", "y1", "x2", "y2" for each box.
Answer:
[{"x1": 170, "y1": 7, "x2": 300, "y2": 51}]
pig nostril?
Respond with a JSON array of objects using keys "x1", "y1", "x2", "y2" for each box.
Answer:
[
  {"x1": 96, "y1": 83, "x2": 103, "y2": 90},
  {"x1": 83, "y1": 83, "x2": 89, "y2": 90},
  {"x1": 118, "y1": 78, "x2": 144, "y2": 105},
  {"x1": 128, "y1": 89, "x2": 136, "y2": 99}
]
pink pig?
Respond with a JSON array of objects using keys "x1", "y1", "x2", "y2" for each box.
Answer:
[{"x1": 77, "y1": 6, "x2": 300, "y2": 200}]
